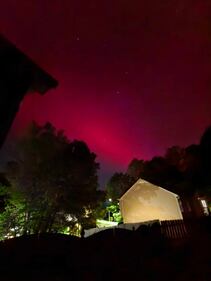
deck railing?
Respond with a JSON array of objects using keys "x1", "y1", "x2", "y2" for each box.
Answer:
[{"x1": 160, "y1": 220, "x2": 188, "y2": 239}]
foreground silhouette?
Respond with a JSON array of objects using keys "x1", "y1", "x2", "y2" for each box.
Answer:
[
  {"x1": 0, "y1": 218, "x2": 211, "y2": 281},
  {"x1": 0, "y1": 34, "x2": 58, "y2": 149}
]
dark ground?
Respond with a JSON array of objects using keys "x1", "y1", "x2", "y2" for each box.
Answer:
[{"x1": 0, "y1": 219, "x2": 211, "y2": 281}]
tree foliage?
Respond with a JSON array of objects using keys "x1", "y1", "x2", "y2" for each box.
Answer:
[
  {"x1": 200, "y1": 126, "x2": 211, "y2": 182},
  {"x1": 127, "y1": 159, "x2": 144, "y2": 180},
  {"x1": 0, "y1": 185, "x2": 26, "y2": 239},
  {"x1": 3, "y1": 121, "x2": 102, "y2": 236},
  {"x1": 106, "y1": 172, "x2": 135, "y2": 202},
  {"x1": 106, "y1": 126, "x2": 211, "y2": 207}
]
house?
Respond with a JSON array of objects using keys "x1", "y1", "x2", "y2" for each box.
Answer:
[
  {"x1": 0, "y1": 34, "x2": 58, "y2": 149},
  {"x1": 180, "y1": 194, "x2": 210, "y2": 219},
  {"x1": 119, "y1": 178, "x2": 183, "y2": 223}
]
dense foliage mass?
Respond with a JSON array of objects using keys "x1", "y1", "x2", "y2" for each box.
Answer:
[
  {"x1": 0, "y1": 122, "x2": 104, "y2": 239},
  {"x1": 1, "y1": 124, "x2": 211, "y2": 238},
  {"x1": 106, "y1": 127, "x2": 211, "y2": 210}
]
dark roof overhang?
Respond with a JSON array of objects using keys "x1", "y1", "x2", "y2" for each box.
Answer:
[{"x1": 0, "y1": 34, "x2": 58, "y2": 148}]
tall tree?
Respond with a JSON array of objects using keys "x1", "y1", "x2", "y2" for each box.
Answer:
[
  {"x1": 200, "y1": 126, "x2": 211, "y2": 183},
  {"x1": 127, "y1": 158, "x2": 145, "y2": 180},
  {"x1": 165, "y1": 146, "x2": 185, "y2": 171},
  {"x1": 106, "y1": 172, "x2": 135, "y2": 202},
  {"x1": 6, "y1": 121, "x2": 101, "y2": 234}
]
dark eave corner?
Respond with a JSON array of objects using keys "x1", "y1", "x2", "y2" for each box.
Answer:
[
  {"x1": 0, "y1": 34, "x2": 58, "y2": 94},
  {"x1": 0, "y1": 34, "x2": 58, "y2": 148}
]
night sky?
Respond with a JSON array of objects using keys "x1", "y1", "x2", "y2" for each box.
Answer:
[{"x1": 0, "y1": 0, "x2": 211, "y2": 186}]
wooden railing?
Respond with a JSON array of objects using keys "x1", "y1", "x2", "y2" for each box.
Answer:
[
  {"x1": 160, "y1": 217, "x2": 211, "y2": 239},
  {"x1": 160, "y1": 220, "x2": 188, "y2": 239}
]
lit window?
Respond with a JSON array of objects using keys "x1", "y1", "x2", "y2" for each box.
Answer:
[
  {"x1": 200, "y1": 199, "x2": 209, "y2": 215},
  {"x1": 201, "y1": 199, "x2": 207, "y2": 208}
]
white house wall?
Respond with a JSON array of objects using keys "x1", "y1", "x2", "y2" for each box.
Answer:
[{"x1": 120, "y1": 180, "x2": 183, "y2": 223}]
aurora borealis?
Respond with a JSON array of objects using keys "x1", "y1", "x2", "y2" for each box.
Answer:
[{"x1": 1, "y1": 0, "x2": 211, "y2": 186}]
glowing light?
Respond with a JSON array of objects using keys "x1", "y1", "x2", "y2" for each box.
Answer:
[
  {"x1": 96, "y1": 219, "x2": 118, "y2": 228},
  {"x1": 84, "y1": 208, "x2": 92, "y2": 218},
  {"x1": 66, "y1": 214, "x2": 73, "y2": 221},
  {"x1": 201, "y1": 199, "x2": 207, "y2": 208},
  {"x1": 200, "y1": 199, "x2": 209, "y2": 215}
]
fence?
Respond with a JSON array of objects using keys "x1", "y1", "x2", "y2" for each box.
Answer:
[
  {"x1": 160, "y1": 217, "x2": 211, "y2": 239},
  {"x1": 160, "y1": 220, "x2": 188, "y2": 239}
]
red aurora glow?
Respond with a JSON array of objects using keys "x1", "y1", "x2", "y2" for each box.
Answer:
[{"x1": 1, "y1": 0, "x2": 211, "y2": 185}]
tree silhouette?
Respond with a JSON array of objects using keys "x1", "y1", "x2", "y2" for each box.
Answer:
[
  {"x1": 106, "y1": 172, "x2": 135, "y2": 202},
  {"x1": 5, "y1": 121, "x2": 101, "y2": 234},
  {"x1": 200, "y1": 126, "x2": 211, "y2": 184}
]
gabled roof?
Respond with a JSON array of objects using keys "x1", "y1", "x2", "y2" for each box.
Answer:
[{"x1": 120, "y1": 178, "x2": 179, "y2": 201}]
